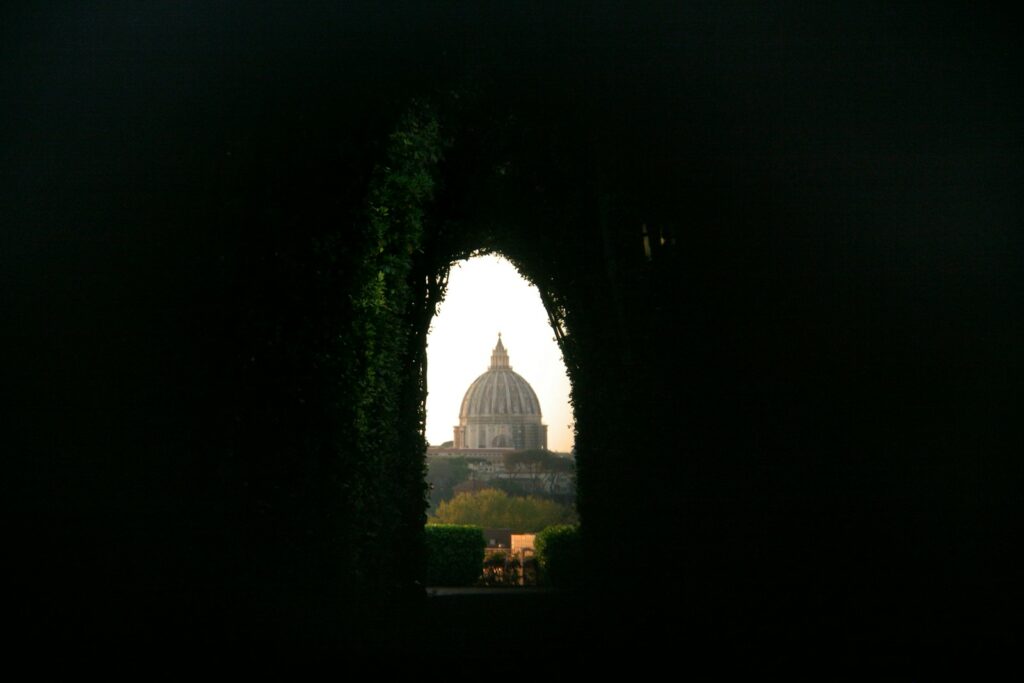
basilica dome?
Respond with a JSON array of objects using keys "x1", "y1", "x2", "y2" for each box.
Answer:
[
  {"x1": 452, "y1": 335, "x2": 548, "y2": 450},
  {"x1": 459, "y1": 337, "x2": 542, "y2": 419}
]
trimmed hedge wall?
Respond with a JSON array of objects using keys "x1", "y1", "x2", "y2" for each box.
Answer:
[
  {"x1": 425, "y1": 525, "x2": 486, "y2": 587},
  {"x1": 535, "y1": 525, "x2": 582, "y2": 589}
]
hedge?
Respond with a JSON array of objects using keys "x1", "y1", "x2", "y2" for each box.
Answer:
[
  {"x1": 424, "y1": 524, "x2": 486, "y2": 586},
  {"x1": 534, "y1": 524, "x2": 582, "y2": 589}
]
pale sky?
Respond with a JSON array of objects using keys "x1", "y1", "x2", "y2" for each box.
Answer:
[{"x1": 425, "y1": 254, "x2": 575, "y2": 453}]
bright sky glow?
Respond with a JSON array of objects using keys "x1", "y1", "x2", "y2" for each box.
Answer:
[{"x1": 425, "y1": 254, "x2": 575, "y2": 453}]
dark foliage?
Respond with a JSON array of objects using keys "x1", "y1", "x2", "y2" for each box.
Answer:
[
  {"x1": 425, "y1": 455, "x2": 472, "y2": 510},
  {"x1": 424, "y1": 525, "x2": 486, "y2": 587},
  {"x1": 534, "y1": 525, "x2": 583, "y2": 590},
  {"x1": 480, "y1": 550, "x2": 532, "y2": 587}
]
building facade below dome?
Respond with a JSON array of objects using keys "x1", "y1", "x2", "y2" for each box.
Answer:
[{"x1": 452, "y1": 335, "x2": 548, "y2": 450}]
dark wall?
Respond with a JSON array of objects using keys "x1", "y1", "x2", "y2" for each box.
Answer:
[{"x1": 4, "y1": 2, "x2": 1019, "y2": 657}]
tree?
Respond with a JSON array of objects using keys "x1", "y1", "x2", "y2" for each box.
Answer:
[
  {"x1": 502, "y1": 449, "x2": 575, "y2": 498},
  {"x1": 425, "y1": 455, "x2": 473, "y2": 510},
  {"x1": 429, "y1": 488, "x2": 577, "y2": 533}
]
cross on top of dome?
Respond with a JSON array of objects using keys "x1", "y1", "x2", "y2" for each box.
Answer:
[{"x1": 489, "y1": 333, "x2": 510, "y2": 370}]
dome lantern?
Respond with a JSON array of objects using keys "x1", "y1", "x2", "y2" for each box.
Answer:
[{"x1": 489, "y1": 333, "x2": 510, "y2": 369}]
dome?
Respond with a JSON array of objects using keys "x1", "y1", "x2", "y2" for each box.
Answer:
[
  {"x1": 453, "y1": 335, "x2": 548, "y2": 450},
  {"x1": 459, "y1": 336, "x2": 542, "y2": 419}
]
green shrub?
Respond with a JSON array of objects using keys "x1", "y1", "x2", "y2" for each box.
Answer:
[
  {"x1": 424, "y1": 524, "x2": 485, "y2": 586},
  {"x1": 534, "y1": 524, "x2": 582, "y2": 589}
]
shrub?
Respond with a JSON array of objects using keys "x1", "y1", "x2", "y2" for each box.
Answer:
[
  {"x1": 424, "y1": 524, "x2": 485, "y2": 586},
  {"x1": 521, "y1": 555, "x2": 539, "y2": 586},
  {"x1": 534, "y1": 524, "x2": 582, "y2": 589},
  {"x1": 480, "y1": 550, "x2": 520, "y2": 586},
  {"x1": 483, "y1": 550, "x2": 508, "y2": 567}
]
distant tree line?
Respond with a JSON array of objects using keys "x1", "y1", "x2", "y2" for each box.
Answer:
[{"x1": 426, "y1": 449, "x2": 575, "y2": 512}]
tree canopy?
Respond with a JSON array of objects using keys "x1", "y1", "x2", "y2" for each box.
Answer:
[
  {"x1": 502, "y1": 449, "x2": 574, "y2": 473},
  {"x1": 425, "y1": 455, "x2": 473, "y2": 510},
  {"x1": 429, "y1": 488, "x2": 577, "y2": 533}
]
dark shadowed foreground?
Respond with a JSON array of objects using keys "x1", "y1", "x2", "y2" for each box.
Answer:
[{"x1": 4, "y1": 3, "x2": 1019, "y2": 673}]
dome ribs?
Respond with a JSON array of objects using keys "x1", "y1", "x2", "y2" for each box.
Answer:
[{"x1": 453, "y1": 339, "x2": 547, "y2": 450}]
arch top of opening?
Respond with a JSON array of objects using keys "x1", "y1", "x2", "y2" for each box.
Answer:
[{"x1": 425, "y1": 252, "x2": 575, "y2": 453}]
